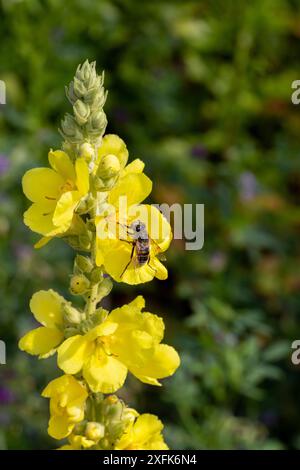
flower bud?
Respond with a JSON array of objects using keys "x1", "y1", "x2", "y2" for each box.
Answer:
[
  {"x1": 75, "y1": 254, "x2": 93, "y2": 273},
  {"x1": 78, "y1": 234, "x2": 92, "y2": 250},
  {"x1": 61, "y1": 114, "x2": 77, "y2": 137},
  {"x1": 85, "y1": 86, "x2": 106, "y2": 108},
  {"x1": 60, "y1": 114, "x2": 83, "y2": 143},
  {"x1": 92, "y1": 175, "x2": 106, "y2": 191},
  {"x1": 70, "y1": 274, "x2": 90, "y2": 295},
  {"x1": 87, "y1": 109, "x2": 107, "y2": 134},
  {"x1": 73, "y1": 100, "x2": 90, "y2": 126},
  {"x1": 105, "y1": 399, "x2": 123, "y2": 421},
  {"x1": 63, "y1": 303, "x2": 82, "y2": 324},
  {"x1": 97, "y1": 277, "x2": 113, "y2": 301},
  {"x1": 85, "y1": 422, "x2": 105, "y2": 441},
  {"x1": 97, "y1": 154, "x2": 121, "y2": 179},
  {"x1": 64, "y1": 326, "x2": 80, "y2": 338},
  {"x1": 80, "y1": 142, "x2": 94, "y2": 162},
  {"x1": 90, "y1": 267, "x2": 103, "y2": 283},
  {"x1": 99, "y1": 437, "x2": 110, "y2": 450},
  {"x1": 73, "y1": 77, "x2": 87, "y2": 99},
  {"x1": 75, "y1": 197, "x2": 90, "y2": 215},
  {"x1": 92, "y1": 307, "x2": 108, "y2": 326}
]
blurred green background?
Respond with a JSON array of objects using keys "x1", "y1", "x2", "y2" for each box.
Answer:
[{"x1": 1, "y1": 0, "x2": 300, "y2": 450}]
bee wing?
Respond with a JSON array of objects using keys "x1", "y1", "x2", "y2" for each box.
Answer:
[{"x1": 148, "y1": 235, "x2": 163, "y2": 254}]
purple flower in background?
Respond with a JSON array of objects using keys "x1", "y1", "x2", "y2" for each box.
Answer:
[
  {"x1": 13, "y1": 243, "x2": 33, "y2": 261},
  {"x1": 260, "y1": 410, "x2": 278, "y2": 428},
  {"x1": 209, "y1": 251, "x2": 227, "y2": 272},
  {"x1": 191, "y1": 144, "x2": 208, "y2": 160},
  {"x1": 0, "y1": 155, "x2": 10, "y2": 175},
  {"x1": 238, "y1": 171, "x2": 258, "y2": 202},
  {"x1": 0, "y1": 386, "x2": 15, "y2": 404}
]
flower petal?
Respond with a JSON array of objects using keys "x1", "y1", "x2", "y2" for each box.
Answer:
[
  {"x1": 75, "y1": 158, "x2": 89, "y2": 195},
  {"x1": 18, "y1": 327, "x2": 63, "y2": 356},
  {"x1": 100, "y1": 239, "x2": 154, "y2": 285},
  {"x1": 83, "y1": 350, "x2": 127, "y2": 393},
  {"x1": 122, "y1": 159, "x2": 145, "y2": 176},
  {"x1": 34, "y1": 236, "x2": 52, "y2": 249},
  {"x1": 134, "y1": 414, "x2": 168, "y2": 450},
  {"x1": 48, "y1": 415, "x2": 74, "y2": 440},
  {"x1": 23, "y1": 201, "x2": 57, "y2": 236},
  {"x1": 53, "y1": 190, "x2": 81, "y2": 228},
  {"x1": 30, "y1": 289, "x2": 64, "y2": 328},
  {"x1": 130, "y1": 344, "x2": 180, "y2": 383},
  {"x1": 57, "y1": 335, "x2": 90, "y2": 375},
  {"x1": 133, "y1": 414, "x2": 163, "y2": 441},
  {"x1": 85, "y1": 321, "x2": 118, "y2": 341},
  {"x1": 149, "y1": 257, "x2": 168, "y2": 280},
  {"x1": 109, "y1": 173, "x2": 152, "y2": 208},
  {"x1": 48, "y1": 150, "x2": 76, "y2": 181},
  {"x1": 42, "y1": 375, "x2": 87, "y2": 400},
  {"x1": 22, "y1": 168, "x2": 64, "y2": 203}
]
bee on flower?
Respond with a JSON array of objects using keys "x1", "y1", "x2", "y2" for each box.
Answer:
[{"x1": 95, "y1": 134, "x2": 172, "y2": 285}]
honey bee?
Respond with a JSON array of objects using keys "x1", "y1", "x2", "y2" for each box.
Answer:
[{"x1": 119, "y1": 220, "x2": 160, "y2": 278}]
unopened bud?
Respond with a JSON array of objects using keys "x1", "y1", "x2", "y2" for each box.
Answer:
[
  {"x1": 97, "y1": 277, "x2": 113, "y2": 301},
  {"x1": 78, "y1": 234, "x2": 92, "y2": 250},
  {"x1": 61, "y1": 114, "x2": 77, "y2": 137},
  {"x1": 73, "y1": 100, "x2": 90, "y2": 125},
  {"x1": 75, "y1": 254, "x2": 93, "y2": 273},
  {"x1": 85, "y1": 422, "x2": 105, "y2": 441},
  {"x1": 97, "y1": 154, "x2": 121, "y2": 179},
  {"x1": 99, "y1": 437, "x2": 110, "y2": 450},
  {"x1": 73, "y1": 77, "x2": 87, "y2": 99},
  {"x1": 105, "y1": 400, "x2": 123, "y2": 421},
  {"x1": 70, "y1": 274, "x2": 90, "y2": 295},
  {"x1": 90, "y1": 267, "x2": 103, "y2": 283},
  {"x1": 63, "y1": 303, "x2": 82, "y2": 324},
  {"x1": 64, "y1": 326, "x2": 80, "y2": 338},
  {"x1": 89, "y1": 109, "x2": 107, "y2": 132},
  {"x1": 80, "y1": 142, "x2": 94, "y2": 162},
  {"x1": 60, "y1": 114, "x2": 83, "y2": 143},
  {"x1": 92, "y1": 307, "x2": 108, "y2": 325}
]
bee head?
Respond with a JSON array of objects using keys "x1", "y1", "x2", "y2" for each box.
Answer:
[{"x1": 131, "y1": 220, "x2": 146, "y2": 234}]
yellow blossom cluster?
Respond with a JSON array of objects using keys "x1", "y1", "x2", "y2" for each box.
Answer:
[{"x1": 19, "y1": 60, "x2": 179, "y2": 450}]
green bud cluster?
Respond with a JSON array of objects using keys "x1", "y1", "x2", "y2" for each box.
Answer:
[
  {"x1": 79, "y1": 307, "x2": 108, "y2": 334},
  {"x1": 60, "y1": 60, "x2": 107, "y2": 149},
  {"x1": 83, "y1": 395, "x2": 136, "y2": 450},
  {"x1": 70, "y1": 253, "x2": 113, "y2": 307}
]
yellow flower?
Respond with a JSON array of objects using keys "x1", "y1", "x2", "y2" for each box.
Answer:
[
  {"x1": 22, "y1": 150, "x2": 89, "y2": 239},
  {"x1": 115, "y1": 414, "x2": 168, "y2": 450},
  {"x1": 18, "y1": 290, "x2": 65, "y2": 358},
  {"x1": 95, "y1": 134, "x2": 129, "y2": 171},
  {"x1": 42, "y1": 375, "x2": 87, "y2": 440},
  {"x1": 57, "y1": 296, "x2": 180, "y2": 393},
  {"x1": 96, "y1": 157, "x2": 172, "y2": 284}
]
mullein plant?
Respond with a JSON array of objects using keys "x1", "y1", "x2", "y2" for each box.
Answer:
[{"x1": 18, "y1": 61, "x2": 180, "y2": 450}]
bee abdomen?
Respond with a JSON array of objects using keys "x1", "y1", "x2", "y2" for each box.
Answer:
[{"x1": 136, "y1": 244, "x2": 150, "y2": 265}]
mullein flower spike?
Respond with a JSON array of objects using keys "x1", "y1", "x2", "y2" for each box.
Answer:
[{"x1": 19, "y1": 60, "x2": 180, "y2": 450}]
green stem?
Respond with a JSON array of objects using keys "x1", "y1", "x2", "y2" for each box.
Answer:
[{"x1": 85, "y1": 196, "x2": 99, "y2": 317}]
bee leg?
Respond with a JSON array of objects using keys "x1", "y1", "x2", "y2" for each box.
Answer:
[
  {"x1": 119, "y1": 238, "x2": 133, "y2": 244},
  {"x1": 117, "y1": 221, "x2": 135, "y2": 237},
  {"x1": 120, "y1": 243, "x2": 135, "y2": 278}
]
